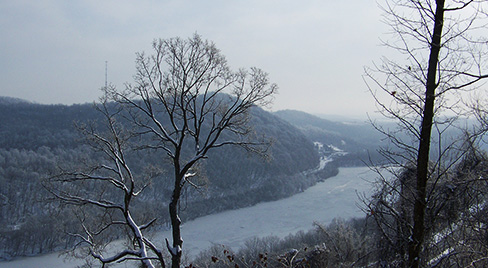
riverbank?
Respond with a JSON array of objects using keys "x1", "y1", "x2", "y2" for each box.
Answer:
[{"x1": 0, "y1": 166, "x2": 376, "y2": 268}]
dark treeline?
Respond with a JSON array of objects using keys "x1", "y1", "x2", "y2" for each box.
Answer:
[{"x1": 0, "y1": 99, "x2": 344, "y2": 260}]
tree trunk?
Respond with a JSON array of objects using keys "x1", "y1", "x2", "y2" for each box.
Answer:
[
  {"x1": 408, "y1": 1, "x2": 445, "y2": 267},
  {"x1": 169, "y1": 171, "x2": 183, "y2": 268}
]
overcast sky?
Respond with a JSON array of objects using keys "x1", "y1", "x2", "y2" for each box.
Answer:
[{"x1": 0, "y1": 1, "x2": 386, "y2": 118}]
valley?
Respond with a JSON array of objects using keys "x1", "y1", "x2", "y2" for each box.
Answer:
[{"x1": 0, "y1": 166, "x2": 376, "y2": 268}]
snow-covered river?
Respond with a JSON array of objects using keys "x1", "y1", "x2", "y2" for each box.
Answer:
[{"x1": 0, "y1": 166, "x2": 378, "y2": 268}]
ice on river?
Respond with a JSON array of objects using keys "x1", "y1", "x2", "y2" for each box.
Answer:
[
  {"x1": 179, "y1": 166, "x2": 375, "y2": 255},
  {"x1": 0, "y1": 166, "x2": 377, "y2": 268}
]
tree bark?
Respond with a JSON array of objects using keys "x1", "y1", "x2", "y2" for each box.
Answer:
[
  {"x1": 169, "y1": 169, "x2": 183, "y2": 268},
  {"x1": 169, "y1": 192, "x2": 182, "y2": 268},
  {"x1": 408, "y1": 1, "x2": 445, "y2": 267}
]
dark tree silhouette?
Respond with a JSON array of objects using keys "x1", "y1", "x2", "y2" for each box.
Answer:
[
  {"x1": 49, "y1": 34, "x2": 276, "y2": 268},
  {"x1": 364, "y1": 1, "x2": 488, "y2": 267}
]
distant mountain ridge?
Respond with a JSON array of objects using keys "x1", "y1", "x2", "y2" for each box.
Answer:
[
  {"x1": 275, "y1": 110, "x2": 381, "y2": 145},
  {"x1": 274, "y1": 109, "x2": 384, "y2": 166}
]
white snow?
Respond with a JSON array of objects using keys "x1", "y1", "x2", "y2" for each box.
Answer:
[
  {"x1": 0, "y1": 166, "x2": 376, "y2": 268},
  {"x1": 318, "y1": 156, "x2": 332, "y2": 170},
  {"x1": 168, "y1": 245, "x2": 181, "y2": 256},
  {"x1": 313, "y1": 141, "x2": 324, "y2": 150},
  {"x1": 329, "y1": 144, "x2": 343, "y2": 152}
]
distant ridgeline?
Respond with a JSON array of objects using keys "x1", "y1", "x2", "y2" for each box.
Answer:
[
  {"x1": 274, "y1": 110, "x2": 384, "y2": 166},
  {"x1": 0, "y1": 97, "x2": 367, "y2": 259}
]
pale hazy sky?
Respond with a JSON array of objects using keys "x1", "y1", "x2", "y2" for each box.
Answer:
[{"x1": 0, "y1": 1, "x2": 385, "y2": 117}]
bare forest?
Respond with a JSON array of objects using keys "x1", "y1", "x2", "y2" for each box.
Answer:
[{"x1": 2, "y1": 1, "x2": 488, "y2": 267}]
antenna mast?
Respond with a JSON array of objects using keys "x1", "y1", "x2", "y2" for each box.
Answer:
[{"x1": 105, "y1": 61, "x2": 108, "y2": 89}]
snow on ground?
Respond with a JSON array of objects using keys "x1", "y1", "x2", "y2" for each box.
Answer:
[
  {"x1": 313, "y1": 141, "x2": 324, "y2": 150},
  {"x1": 313, "y1": 141, "x2": 348, "y2": 170},
  {"x1": 0, "y1": 166, "x2": 377, "y2": 268}
]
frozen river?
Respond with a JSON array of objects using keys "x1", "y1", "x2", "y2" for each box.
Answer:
[
  {"x1": 0, "y1": 166, "x2": 378, "y2": 268},
  {"x1": 179, "y1": 166, "x2": 376, "y2": 255}
]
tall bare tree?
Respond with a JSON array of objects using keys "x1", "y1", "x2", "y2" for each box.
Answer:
[
  {"x1": 364, "y1": 1, "x2": 488, "y2": 267},
  {"x1": 50, "y1": 34, "x2": 276, "y2": 268}
]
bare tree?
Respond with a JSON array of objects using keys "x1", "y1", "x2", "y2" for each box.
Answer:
[
  {"x1": 111, "y1": 34, "x2": 276, "y2": 268},
  {"x1": 364, "y1": 0, "x2": 488, "y2": 267},
  {"x1": 49, "y1": 34, "x2": 276, "y2": 268},
  {"x1": 46, "y1": 100, "x2": 166, "y2": 267}
]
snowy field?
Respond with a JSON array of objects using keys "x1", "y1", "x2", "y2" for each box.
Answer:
[{"x1": 0, "y1": 166, "x2": 378, "y2": 268}]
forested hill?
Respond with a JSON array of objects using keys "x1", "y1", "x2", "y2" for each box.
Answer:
[
  {"x1": 0, "y1": 100, "x2": 101, "y2": 150},
  {"x1": 0, "y1": 97, "x2": 338, "y2": 259},
  {"x1": 274, "y1": 110, "x2": 384, "y2": 166},
  {"x1": 0, "y1": 99, "x2": 322, "y2": 179}
]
